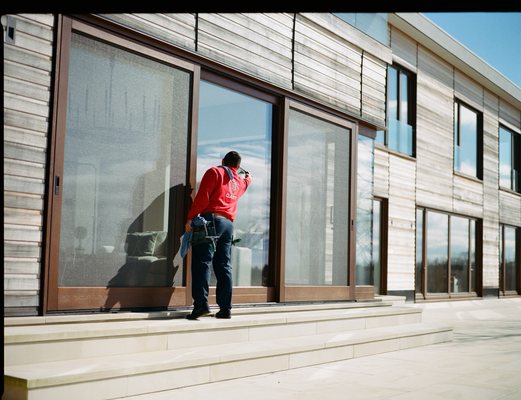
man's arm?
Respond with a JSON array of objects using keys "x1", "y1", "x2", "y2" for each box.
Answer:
[{"x1": 185, "y1": 168, "x2": 217, "y2": 231}]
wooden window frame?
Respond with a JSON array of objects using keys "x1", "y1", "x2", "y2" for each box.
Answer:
[
  {"x1": 44, "y1": 16, "x2": 201, "y2": 312},
  {"x1": 499, "y1": 224, "x2": 521, "y2": 296},
  {"x1": 499, "y1": 125, "x2": 521, "y2": 194},
  {"x1": 453, "y1": 99, "x2": 484, "y2": 180},
  {"x1": 279, "y1": 99, "x2": 359, "y2": 302},
  {"x1": 415, "y1": 208, "x2": 481, "y2": 301},
  {"x1": 378, "y1": 63, "x2": 417, "y2": 157}
]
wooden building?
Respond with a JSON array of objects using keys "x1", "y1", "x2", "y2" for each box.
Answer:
[{"x1": 3, "y1": 13, "x2": 521, "y2": 317}]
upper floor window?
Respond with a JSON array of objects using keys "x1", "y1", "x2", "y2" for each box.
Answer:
[
  {"x1": 499, "y1": 125, "x2": 521, "y2": 193},
  {"x1": 454, "y1": 100, "x2": 483, "y2": 179},
  {"x1": 376, "y1": 64, "x2": 416, "y2": 157}
]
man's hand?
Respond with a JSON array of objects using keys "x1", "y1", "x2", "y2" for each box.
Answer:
[{"x1": 185, "y1": 220, "x2": 192, "y2": 233}]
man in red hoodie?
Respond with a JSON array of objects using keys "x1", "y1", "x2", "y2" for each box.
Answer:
[{"x1": 185, "y1": 151, "x2": 252, "y2": 320}]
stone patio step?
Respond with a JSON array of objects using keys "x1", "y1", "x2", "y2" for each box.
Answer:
[
  {"x1": 4, "y1": 302, "x2": 453, "y2": 399},
  {"x1": 4, "y1": 320, "x2": 452, "y2": 400},
  {"x1": 5, "y1": 302, "x2": 421, "y2": 366}
]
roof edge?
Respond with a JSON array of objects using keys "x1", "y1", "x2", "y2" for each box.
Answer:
[{"x1": 389, "y1": 12, "x2": 521, "y2": 110}]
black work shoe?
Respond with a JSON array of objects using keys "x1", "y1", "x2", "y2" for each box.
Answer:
[
  {"x1": 186, "y1": 307, "x2": 211, "y2": 320},
  {"x1": 215, "y1": 309, "x2": 231, "y2": 319}
]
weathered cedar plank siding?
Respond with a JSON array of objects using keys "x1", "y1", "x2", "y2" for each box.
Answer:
[
  {"x1": 294, "y1": 13, "x2": 388, "y2": 126},
  {"x1": 387, "y1": 156, "x2": 416, "y2": 291},
  {"x1": 415, "y1": 47, "x2": 455, "y2": 213},
  {"x1": 390, "y1": 26, "x2": 417, "y2": 71},
  {"x1": 3, "y1": 14, "x2": 54, "y2": 314},
  {"x1": 102, "y1": 13, "x2": 197, "y2": 51},
  {"x1": 482, "y1": 90, "x2": 500, "y2": 288},
  {"x1": 373, "y1": 148, "x2": 389, "y2": 198},
  {"x1": 294, "y1": 14, "x2": 362, "y2": 115},
  {"x1": 361, "y1": 52, "x2": 387, "y2": 125},
  {"x1": 197, "y1": 13, "x2": 294, "y2": 90}
]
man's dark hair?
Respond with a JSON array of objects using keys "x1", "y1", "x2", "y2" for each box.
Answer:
[{"x1": 223, "y1": 151, "x2": 241, "y2": 168}]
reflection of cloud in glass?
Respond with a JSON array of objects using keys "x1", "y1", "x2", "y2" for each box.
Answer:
[
  {"x1": 388, "y1": 99, "x2": 397, "y2": 114},
  {"x1": 450, "y1": 217, "x2": 469, "y2": 263},
  {"x1": 459, "y1": 106, "x2": 477, "y2": 127},
  {"x1": 196, "y1": 79, "x2": 272, "y2": 282},
  {"x1": 427, "y1": 212, "x2": 448, "y2": 262},
  {"x1": 459, "y1": 160, "x2": 476, "y2": 176},
  {"x1": 285, "y1": 108, "x2": 350, "y2": 285}
]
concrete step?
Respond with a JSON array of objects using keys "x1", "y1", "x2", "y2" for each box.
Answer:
[
  {"x1": 3, "y1": 302, "x2": 453, "y2": 400},
  {"x1": 5, "y1": 302, "x2": 421, "y2": 366},
  {"x1": 4, "y1": 321, "x2": 452, "y2": 400}
]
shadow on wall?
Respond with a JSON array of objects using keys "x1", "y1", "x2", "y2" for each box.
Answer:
[{"x1": 103, "y1": 184, "x2": 186, "y2": 311}]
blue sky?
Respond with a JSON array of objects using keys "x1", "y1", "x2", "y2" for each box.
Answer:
[{"x1": 422, "y1": 12, "x2": 521, "y2": 89}]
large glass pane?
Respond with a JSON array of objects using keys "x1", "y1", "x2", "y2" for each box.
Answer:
[
  {"x1": 399, "y1": 71, "x2": 409, "y2": 122},
  {"x1": 499, "y1": 126, "x2": 513, "y2": 189},
  {"x1": 504, "y1": 226, "x2": 517, "y2": 291},
  {"x1": 415, "y1": 209, "x2": 423, "y2": 293},
  {"x1": 450, "y1": 216, "x2": 469, "y2": 293},
  {"x1": 197, "y1": 81, "x2": 272, "y2": 286},
  {"x1": 426, "y1": 211, "x2": 448, "y2": 293},
  {"x1": 371, "y1": 200, "x2": 381, "y2": 293},
  {"x1": 285, "y1": 109, "x2": 350, "y2": 285},
  {"x1": 388, "y1": 118, "x2": 413, "y2": 156},
  {"x1": 388, "y1": 68, "x2": 413, "y2": 156},
  {"x1": 59, "y1": 34, "x2": 190, "y2": 287},
  {"x1": 470, "y1": 220, "x2": 476, "y2": 292},
  {"x1": 388, "y1": 66, "x2": 398, "y2": 122},
  {"x1": 334, "y1": 13, "x2": 388, "y2": 45},
  {"x1": 356, "y1": 136, "x2": 376, "y2": 287},
  {"x1": 455, "y1": 103, "x2": 478, "y2": 177}
]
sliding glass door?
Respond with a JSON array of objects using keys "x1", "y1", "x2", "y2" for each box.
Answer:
[
  {"x1": 47, "y1": 19, "x2": 198, "y2": 311},
  {"x1": 195, "y1": 75, "x2": 275, "y2": 303},
  {"x1": 282, "y1": 101, "x2": 356, "y2": 301}
]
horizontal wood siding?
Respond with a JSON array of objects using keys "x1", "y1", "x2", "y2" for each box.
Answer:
[
  {"x1": 415, "y1": 47, "x2": 454, "y2": 212},
  {"x1": 454, "y1": 69, "x2": 484, "y2": 111},
  {"x1": 373, "y1": 147, "x2": 389, "y2": 198},
  {"x1": 294, "y1": 14, "x2": 362, "y2": 115},
  {"x1": 361, "y1": 52, "x2": 386, "y2": 126},
  {"x1": 100, "y1": 13, "x2": 196, "y2": 52},
  {"x1": 197, "y1": 13, "x2": 294, "y2": 90},
  {"x1": 390, "y1": 26, "x2": 417, "y2": 71},
  {"x1": 482, "y1": 90, "x2": 500, "y2": 288},
  {"x1": 452, "y1": 175, "x2": 483, "y2": 217},
  {"x1": 3, "y1": 14, "x2": 54, "y2": 315},
  {"x1": 387, "y1": 155, "x2": 416, "y2": 291},
  {"x1": 499, "y1": 99, "x2": 521, "y2": 131},
  {"x1": 499, "y1": 191, "x2": 521, "y2": 226}
]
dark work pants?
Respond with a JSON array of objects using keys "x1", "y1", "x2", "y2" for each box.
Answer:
[{"x1": 190, "y1": 213, "x2": 234, "y2": 311}]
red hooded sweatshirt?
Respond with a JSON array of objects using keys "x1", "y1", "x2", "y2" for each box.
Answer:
[{"x1": 187, "y1": 166, "x2": 251, "y2": 222}]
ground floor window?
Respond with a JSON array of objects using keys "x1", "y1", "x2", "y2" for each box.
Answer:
[
  {"x1": 284, "y1": 107, "x2": 351, "y2": 286},
  {"x1": 197, "y1": 78, "x2": 273, "y2": 287},
  {"x1": 355, "y1": 135, "x2": 383, "y2": 293},
  {"x1": 416, "y1": 208, "x2": 478, "y2": 298},
  {"x1": 500, "y1": 224, "x2": 520, "y2": 295},
  {"x1": 58, "y1": 32, "x2": 191, "y2": 288},
  {"x1": 356, "y1": 198, "x2": 382, "y2": 292}
]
